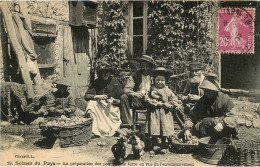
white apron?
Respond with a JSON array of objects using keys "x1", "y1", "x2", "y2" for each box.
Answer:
[{"x1": 86, "y1": 100, "x2": 121, "y2": 137}]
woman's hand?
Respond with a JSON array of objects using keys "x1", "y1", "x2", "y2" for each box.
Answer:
[
  {"x1": 180, "y1": 95, "x2": 188, "y2": 102},
  {"x1": 113, "y1": 99, "x2": 121, "y2": 105},
  {"x1": 94, "y1": 95, "x2": 108, "y2": 100},
  {"x1": 106, "y1": 97, "x2": 114, "y2": 104},
  {"x1": 214, "y1": 123, "x2": 224, "y2": 132}
]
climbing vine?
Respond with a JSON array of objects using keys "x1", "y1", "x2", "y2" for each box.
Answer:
[
  {"x1": 97, "y1": 1, "x2": 219, "y2": 93},
  {"x1": 97, "y1": 1, "x2": 128, "y2": 69},
  {"x1": 147, "y1": 1, "x2": 218, "y2": 92}
]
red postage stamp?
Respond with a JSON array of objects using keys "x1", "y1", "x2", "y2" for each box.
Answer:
[{"x1": 218, "y1": 8, "x2": 255, "y2": 54}]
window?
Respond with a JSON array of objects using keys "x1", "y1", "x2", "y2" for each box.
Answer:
[{"x1": 128, "y1": 1, "x2": 148, "y2": 57}]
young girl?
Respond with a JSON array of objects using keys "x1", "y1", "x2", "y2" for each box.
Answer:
[{"x1": 145, "y1": 67, "x2": 179, "y2": 154}]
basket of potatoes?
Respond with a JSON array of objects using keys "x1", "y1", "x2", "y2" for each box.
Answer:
[
  {"x1": 169, "y1": 131, "x2": 199, "y2": 153},
  {"x1": 39, "y1": 115, "x2": 93, "y2": 147}
]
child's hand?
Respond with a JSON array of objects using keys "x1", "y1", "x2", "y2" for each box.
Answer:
[
  {"x1": 151, "y1": 91, "x2": 161, "y2": 100},
  {"x1": 157, "y1": 101, "x2": 164, "y2": 107},
  {"x1": 149, "y1": 99, "x2": 158, "y2": 106},
  {"x1": 214, "y1": 123, "x2": 224, "y2": 132},
  {"x1": 163, "y1": 102, "x2": 173, "y2": 109}
]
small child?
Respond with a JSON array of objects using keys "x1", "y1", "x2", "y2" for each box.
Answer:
[
  {"x1": 46, "y1": 77, "x2": 76, "y2": 117},
  {"x1": 145, "y1": 67, "x2": 179, "y2": 154}
]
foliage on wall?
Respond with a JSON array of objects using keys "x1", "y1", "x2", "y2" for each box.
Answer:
[
  {"x1": 97, "y1": 1, "x2": 128, "y2": 69},
  {"x1": 27, "y1": 1, "x2": 69, "y2": 21},
  {"x1": 190, "y1": 2, "x2": 219, "y2": 72},
  {"x1": 147, "y1": 1, "x2": 218, "y2": 92},
  {"x1": 97, "y1": 1, "x2": 218, "y2": 92}
]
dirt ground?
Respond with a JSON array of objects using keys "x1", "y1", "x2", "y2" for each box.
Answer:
[{"x1": 0, "y1": 123, "x2": 209, "y2": 167}]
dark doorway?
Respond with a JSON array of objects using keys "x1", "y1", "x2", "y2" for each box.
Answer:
[{"x1": 221, "y1": 54, "x2": 260, "y2": 89}]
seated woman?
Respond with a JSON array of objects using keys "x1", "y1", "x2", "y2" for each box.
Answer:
[{"x1": 84, "y1": 61, "x2": 124, "y2": 137}]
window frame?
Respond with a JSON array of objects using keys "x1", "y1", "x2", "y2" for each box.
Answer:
[{"x1": 128, "y1": 1, "x2": 148, "y2": 57}]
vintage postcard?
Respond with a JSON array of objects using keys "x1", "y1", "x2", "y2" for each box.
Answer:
[{"x1": 1, "y1": 0, "x2": 260, "y2": 167}]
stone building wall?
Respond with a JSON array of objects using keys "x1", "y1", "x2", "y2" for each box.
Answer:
[
  {"x1": 25, "y1": 1, "x2": 93, "y2": 98},
  {"x1": 25, "y1": 1, "x2": 70, "y2": 78},
  {"x1": 1, "y1": 1, "x2": 93, "y2": 98},
  {"x1": 1, "y1": 1, "x2": 70, "y2": 79},
  {"x1": 232, "y1": 100, "x2": 260, "y2": 128},
  {"x1": 27, "y1": 1, "x2": 69, "y2": 21}
]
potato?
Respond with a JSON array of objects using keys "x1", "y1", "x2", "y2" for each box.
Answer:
[
  {"x1": 61, "y1": 115, "x2": 68, "y2": 120},
  {"x1": 186, "y1": 141, "x2": 192, "y2": 144},
  {"x1": 46, "y1": 122, "x2": 52, "y2": 126}
]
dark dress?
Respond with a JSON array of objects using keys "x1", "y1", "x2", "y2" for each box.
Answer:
[
  {"x1": 145, "y1": 86, "x2": 178, "y2": 137},
  {"x1": 85, "y1": 77, "x2": 123, "y2": 102},
  {"x1": 84, "y1": 76, "x2": 124, "y2": 137}
]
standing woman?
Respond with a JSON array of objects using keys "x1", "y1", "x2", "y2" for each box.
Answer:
[{"x1": 84, "y1": 61, "x2": 124, "y2": 137}]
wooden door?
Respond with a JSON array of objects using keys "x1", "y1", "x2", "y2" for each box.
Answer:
[{"x1": 63, "y1": 26, "x2": 92, "y2": 98}]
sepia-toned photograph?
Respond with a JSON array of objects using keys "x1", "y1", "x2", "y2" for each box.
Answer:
[{"x1": 0, "y1": 0, "x2": 260, "y2": 166}]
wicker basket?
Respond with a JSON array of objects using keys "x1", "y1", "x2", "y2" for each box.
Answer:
[
  {"x1": 169, "y1": 133, "x2": 199, "y2": 154},
  {"x1": 224, "y1": 140, "x2": 260, "y2": 166},
  {"x1": 170, "y1": 141, "x2": 199, "y2": 153},
  {"x1": 40, "y1": 118, "x2": 93, "y2": 148}
]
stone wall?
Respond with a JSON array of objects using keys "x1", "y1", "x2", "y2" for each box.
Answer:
[
  {"x1": 1, "y1": 1, "x2": 93, "y2": 99},
  {"x1": 27, "y1": 1, "x2": 69, "y2": 22},
  {"x1": 26, "y1": 1, "x2": 70, "y2": 78},
  {"x1": 1, "y1": 1, "x2": 70, "y2": 79},
  {"x1": 232, "y1": 99, "x2": 260, "y2": 128}
]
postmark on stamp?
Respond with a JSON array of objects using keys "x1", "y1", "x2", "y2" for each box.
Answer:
[{"x1": 218, "y1": 8, "x2": 255, "y2": 54}]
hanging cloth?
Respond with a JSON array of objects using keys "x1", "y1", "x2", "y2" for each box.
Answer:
[{"x1": 12, "y1": 13, "x2": 37, "y2": 60}]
